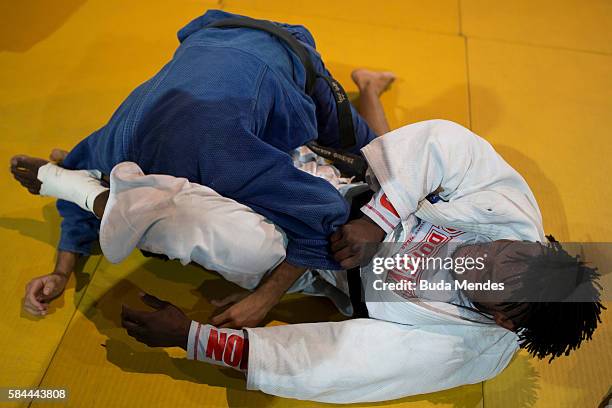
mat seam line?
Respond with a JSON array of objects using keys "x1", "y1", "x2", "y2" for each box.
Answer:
[
  {"x1": 482, "y1": 381, "x2": 486, "y2": 408},
  {"x1": 220, "y1": 4, "x2": 462, "y2": 38},
  {"x1": 464, "y1": 36, "x2": 472, "y2": 130},
  {"x1": 458, "y1": 0, "x2": 463, "y2": 35},
  {"x1": 459, "y1": 0, "x2": 472, "y2": 130},
  {"x1": 463, "y1": 34, "x2": 611, "y2": 56}
]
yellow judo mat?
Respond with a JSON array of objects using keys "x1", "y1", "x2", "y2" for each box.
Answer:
[{"x1": 1, "y1": 0, "x2": 611, "y2": 407}]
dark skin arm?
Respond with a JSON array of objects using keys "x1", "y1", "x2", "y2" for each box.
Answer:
[
  {"x1": 122, "y1": 292, "x2": 191, "y2": 349},
  {"x1": 23, "y1": 250, "x2": 78, "y2": 316},
  {"x1": 209, "y1": 260, "x2": 306, "y2": 328},
  {"x1": 121, "y1": 260, "x2": 307, "y2": 349},
  {"x1": 121, "y1": 293, "x2": 250, "y2": 371},
  {"x1": 119, "y1": 217, "x2": 383, "y2": 340}
]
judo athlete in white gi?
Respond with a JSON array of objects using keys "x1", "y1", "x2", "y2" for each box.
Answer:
[
  {"x1": 11, "y1": 122, "x2": 604, "y2": 403},
  {"x1": 11, "y1": 73, "x2": 603, "y2": 404}
]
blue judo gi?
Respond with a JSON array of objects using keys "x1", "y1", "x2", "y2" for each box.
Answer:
[{"x1": 57, "y1": 10, "x2": 376, "y2": 269}]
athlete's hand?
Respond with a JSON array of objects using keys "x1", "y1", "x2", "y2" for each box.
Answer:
[
  {"x1": 23, "y1": 273, "x2": 68, "y2": 316},
  {"x1": 210, "y1": 290, "x2": 275, "y2": 329},
  {"x1": 331, "y1": 216, "x2": 386, "y2": 269},
  {"x1": 121, "y1": 292, "x2": 191, "y2": 349}
]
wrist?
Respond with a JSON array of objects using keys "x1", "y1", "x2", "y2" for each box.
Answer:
[
  {"x1": 54, "y1": 250, "x2": 78, "y2": 278},
  {"x1": 51, "y1": 270, "x2": 71, "y2": 279},
  {"x1": 179, "y1": 318, "x2": 192, "y2": 350},
  {"x1": 257, "y1": 261, "x2": 305, "y2": 304},
  {"x1": 254, "y1": 284, "x2": 283, "y2": 309}
]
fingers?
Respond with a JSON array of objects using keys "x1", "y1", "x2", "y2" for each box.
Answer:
[
  {"x1": 210, "y1": 293, "x2": 246, "y2": 308},
  {"x1": 120, "y1": 306, "x2": 150, "y2": 343},
  {"x1": 330, "y1": 225, "x2": 352, "y2": 252},
  {"x1": 10, "y1": 155, "x2": 27, "y2": 168},
  {"x1": 121, "y1": 319, "x2": 140, "y2": 330},
  {"x1": 333, "y1": 244, "x2": 358, "y2": 263},
  {"x1": 210, "y1": 307, "x2": 242, "y2": 328},
  {"x1": 340, "y1": 255, "x2": 361, "y2": 270},
  {"x1": 25, "y1": 279, "x2": 45, "y2": 313},
  {"x1": 122, "y1": 319, "x2": 146, "y2": 339},
  {"x1": 139, "y1": 292, "x2": 167, "y2": 310},
  {"x1": 330, "y1": 236, "x2": 349, "y2": 253},
  {"x1": 24, "y1": 302, "x2": 44, "y2": 316},
  {"x1": 42, "y1": 277, "x2": 56, "y2": 297},
  {"x1": 210, "y1": 293, "x2": 255, "y2": 328},
  {"x1": 330, "y1": 229, "x2": 343, "y2": 243},
  {"x1": 122, "y1": 320, "x2": 144, "y2": 336},
  {"x1": 121, "y1": 304, "x2": 149, "y2": 324},
  {"x1": 210, "y1": 308, "x2": 231, "y2": 326},
  {"x1": 120, "y1": 306, "x2": 152, "y2": 344}
]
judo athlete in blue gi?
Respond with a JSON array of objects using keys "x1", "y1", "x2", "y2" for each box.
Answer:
[{"x1": 11, "y1": 10, "x2": 397, "y2": 327}]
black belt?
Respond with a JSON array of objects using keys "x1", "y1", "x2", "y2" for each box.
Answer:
[
  {"x1": 208, "y1": 17, "x2": 368, "y2": 181},
  {"x1": 346, "y1": 188, "x2": 374, "y2": 318}
]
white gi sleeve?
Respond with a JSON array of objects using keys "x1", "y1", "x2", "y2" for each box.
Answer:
[
  {"x1": 245, "y1": 318, "x2": 519, "y2": 403},
  {"x1": 360, "y1": 119, "x2": 545, "y2": 241},
  {"x1": 361, "y1": 188, "x2": 401, "y2": 234},
  {"x1": 361, "y1": 120, "x2": 497, "y2": 218}
]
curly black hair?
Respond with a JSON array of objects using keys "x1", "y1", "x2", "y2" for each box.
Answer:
[{"x1": 497, "y1": 236, "x2": 605, "y2": 362}]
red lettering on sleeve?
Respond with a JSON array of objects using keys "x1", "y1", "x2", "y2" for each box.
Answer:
[
  {"x1": 206, "y1": 329, "x2": 227, "y2": 362},
  {"x1": 223, "y1": 335, "x2": 244, "y2": 367}
]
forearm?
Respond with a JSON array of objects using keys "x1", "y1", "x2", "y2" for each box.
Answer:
[
  {"x1": 255, "y1": 260, "x2": 306, "y2": 305},
  {"x1": 52, "y1": 250, "x2": 79, "y2": 277}
]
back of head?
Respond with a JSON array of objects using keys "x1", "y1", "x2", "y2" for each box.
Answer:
[{"x1": 500, "y1": 236, "x2": 605, "y2": 362}]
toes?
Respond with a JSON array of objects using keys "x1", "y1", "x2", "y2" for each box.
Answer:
[
  {"x1": 381, "y1": 72, "x2": 396, "y2": 85},
  {"x1": 351, "y1": 68, "x2": 370, "y2": 84},
  {"x1": 9, "y1": 155, "x2": 48, "y2": 174},
  {"x1": 49, "y1": 148, "x2": 69, "y2": 163},
  {"x1": 13, "y1": 172, "x2": 40, "y2": 190},
  {"x1": 12, "y1": 167, "x2": 32, "y2": 181},
  {"x1": 11, "y1": 167, "x2": 29, "y2": 181},
  {"x1": 10, "y1": 154, "x2": 28, "y2": 168},
  {"x1": 9, "y1": 155, "x2": 44, "y2": 194}
]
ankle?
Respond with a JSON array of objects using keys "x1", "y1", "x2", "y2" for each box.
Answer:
[{"x1": 92, "y1": 190, "x2": 110, "y2": 218}]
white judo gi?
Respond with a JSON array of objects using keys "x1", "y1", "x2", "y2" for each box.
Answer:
[{"x1": 99, "y1": 119, "x2": 545, "y2": 403}]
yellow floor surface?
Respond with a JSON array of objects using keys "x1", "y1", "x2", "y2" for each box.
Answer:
[{"x1": 0, "y1": 1, "x2": 610, "y2": 407}]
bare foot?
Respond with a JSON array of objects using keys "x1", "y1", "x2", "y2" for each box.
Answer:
[
  {"x1": 49, "y1": 148, "x2": 69, "y2": 164},
  {"x1": 10, "y1": 155, "x2": 49, "y2": 194},
  {"x1": 351, "y1": 69, "x2": 396, "y2": 96}
]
